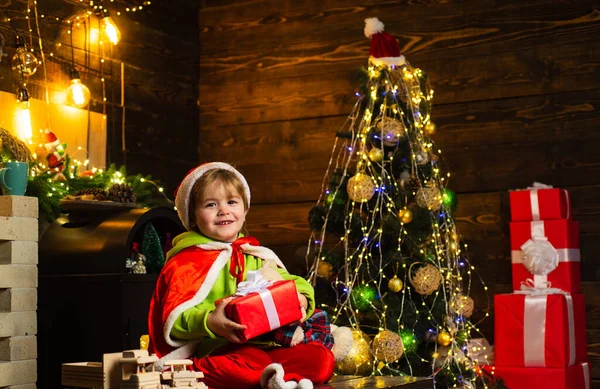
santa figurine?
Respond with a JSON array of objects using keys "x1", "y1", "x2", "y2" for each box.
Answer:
[{"x1": 43, "y1": 130, "x2": 66, "y2": 172}]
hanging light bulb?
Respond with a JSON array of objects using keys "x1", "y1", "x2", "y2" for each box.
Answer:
[
  {"x1": 98, "y1": 8, "x2": 121, "y2": 45},
  {"x1": 15, "y1": 87, "x2": 33, "y2": 141},
  {"x1": 11, "y1": 35, "x2": 39, "y2": 79},
  {"x1": 66, "y1": 68, "x2": 91, "y2": 108}
]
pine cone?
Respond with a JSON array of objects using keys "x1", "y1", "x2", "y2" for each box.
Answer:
[
  {"x1": 108, "y1": 183, "x2": 137, "y2": 203},
  {"x1": 74, "y1": 187, "x2": 109, "y2": 200}
]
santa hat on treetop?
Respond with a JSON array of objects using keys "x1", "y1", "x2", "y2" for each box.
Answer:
[
  {"x1": 364, "y1": 17, "x2": 406, "y2": 67},
  {"x1": 174, "y1": 162, "x2": 251, "y2": 231}
]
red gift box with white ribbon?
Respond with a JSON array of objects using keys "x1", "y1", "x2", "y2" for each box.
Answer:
[
  {"x1": 494, "y1": 293, "x2": 588, "y2": 368},
  {"x1": 223, "y1": 272, "x2": 303, "y2": 343},
  {"x1": 510, "y1": 219, "x2": 580, "y2": 293},
  {"x1": 493, "y1": 362, "x2": 591, "y2": 389},
  {"x1": 510, "y1": 183, "x2": 571, "y2": 222}
]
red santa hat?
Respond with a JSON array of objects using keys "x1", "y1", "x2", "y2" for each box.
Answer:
[
  {"x1": 44, "y1": 130, "x2": 60, "y2": 150},
  {"x1": 364, "y1": 17, "x2": 406, "y2": 67},
  {"x1": 174, "y1": 162, "x2": 251, "y2": 231}
]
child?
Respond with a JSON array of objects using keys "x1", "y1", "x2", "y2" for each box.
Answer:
[{"x1": 148, "y1": 162, "x2": 335, "y2": 389}]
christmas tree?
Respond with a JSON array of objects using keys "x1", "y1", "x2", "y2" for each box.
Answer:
[{"x1": 306, "y1": 18, "x2": 495, "y2": 388}]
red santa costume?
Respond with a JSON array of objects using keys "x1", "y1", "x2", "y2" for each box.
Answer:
[{"x1": 148, "y1": 162, "x2": 335, "y2": 389}]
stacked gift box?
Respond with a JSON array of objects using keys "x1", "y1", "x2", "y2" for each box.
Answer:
[{"x1": 493, "y1": 184, "x2": 591, "y2": 388}]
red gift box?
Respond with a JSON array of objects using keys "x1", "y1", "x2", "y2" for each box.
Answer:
[
  {"x1": 224, "y1": 280, "x2": 303, "y2": 343},
  {"x1": 510, "y1": 187, "x2": 571, "y2": 222},
  {"x1": 510, "y1": 220, "x2": 580, "y2": 293},
  {"x1": 494, "y1": 293, "x2": 587, "y2": 368},
  {"x1": 494, "y1": 362, "x2": 591, "y2": 389}
]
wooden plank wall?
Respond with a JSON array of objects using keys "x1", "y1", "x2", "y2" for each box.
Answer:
[
  {"x1": 0, "y1": 0, "x2": 199, "y2": 193},
  {"x1": 199, "y1": 0, "x2": 600, "y2": 383}
]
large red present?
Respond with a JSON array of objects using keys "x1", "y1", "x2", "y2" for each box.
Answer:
[
  {"x1": 494, "y1": 362, "x2": 590, "y2": 389},
  {"x1": 510, "y1": 184, "x2": 571, "y2": 222},
  {"x1": 510, "y1": 219, "x2": 580, "y2": 293},
  {"x1": 223, "y1": 275, "x2": 303, "y2": 343},
  {"x1": 494, "y1": 293, "x2": 587, "y2": 368}
]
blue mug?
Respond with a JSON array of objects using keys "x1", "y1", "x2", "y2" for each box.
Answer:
[{"x1": 0, "y1": 162, "x2": 29, "y2": 196}]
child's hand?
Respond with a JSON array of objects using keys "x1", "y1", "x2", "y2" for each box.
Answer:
[
  {"x1": 297, "y1": 292, "x2": 308, "y2": 323},
  {"x1": 207, "y1": 297, "x2": 247, "y2": 343}
]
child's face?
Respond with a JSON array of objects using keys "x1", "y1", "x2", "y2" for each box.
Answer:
[{"x1": 194, "y1": 180, "x2": 247, "y2": 242}]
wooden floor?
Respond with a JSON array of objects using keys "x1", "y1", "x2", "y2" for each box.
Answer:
[{"x1": 316, "y1": 376, "x2": 434, "y2": 389}]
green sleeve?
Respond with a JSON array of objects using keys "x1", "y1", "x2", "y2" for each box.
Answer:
[
  {"x1": 171, "y1": 301, "x2": 217, "y2": 340},
  {"x1": 277, "y1": 268, "x2": 316, "y2": 318}
]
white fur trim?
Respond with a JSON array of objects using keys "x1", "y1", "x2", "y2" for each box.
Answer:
[
  {"x1": 331, "y1": 325, "x2": 353, "y2": 361},
  {"x1": 157, "y1": 241, "x2": 286, "y2": 366},
  {"x1": 364, "y1": 17, "x2": 384, "y2": 38},
  {"x1": 261, "y1": 363, "x2": 284, "y2": 389},
  {"x1": 369, "y1": 55, "x2": 406, "y2": 67},
  {"x1": 298, "y1": 379, "x2": 313, "y2": 389},
  {"x1": 162, "y1": 243, "x2": 232, "y2": 349},
  {"x1": 175, "y1": 162, "x2": 251, "y2": 230},
  {"x1": 242, "y1": 244, "x2": 287, "y2": 271}
]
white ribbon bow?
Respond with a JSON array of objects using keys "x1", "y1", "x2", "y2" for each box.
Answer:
[
  {"x1": 234, "y1": 270, "x2": 273, "y2": 296},
  {"x1": 520, "y1": 236, "x2": 559, "y2": 276},
  {"x1": 515, "y1": 279, "x2": 564, "y2": 296},
  {"x1": 527, "y1": 182, "x2": 553, "y2": 190}
]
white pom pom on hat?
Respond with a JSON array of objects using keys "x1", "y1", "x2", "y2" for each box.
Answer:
[
  {"x1": 364, "y1": 17, "x2": 406, "y2": 67},
  {"x1": 174, "y1": 162, "x2": 251, "y2": 231}
]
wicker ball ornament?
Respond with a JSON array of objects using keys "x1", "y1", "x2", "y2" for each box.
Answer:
[
  {"x1": 347, "y1": 173, "x2": 375, "y2": 203},
  {"x1": 409, "y1": 264, "x2": 442, "y2": 295},
  {"x1": 416, "y1": 186, "x2": 442, "y2": 211},
  {"x1": 335, "y1": 330, "x2": 373, "y2": 376},
  {"x1": 376, "y1": 118, "x2": 406, "y2": 146},
  {"x1": 372, "y1": 330, "x2": 404, "y2": 363},
  {"x1": 451, "y1": 294, "x2": 475, "y2": 318}
]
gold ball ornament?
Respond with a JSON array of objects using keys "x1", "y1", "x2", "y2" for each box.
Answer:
[
  {"x1": 437, "y1": 330, "x2": 452, "y2": 347},
  {"x1": 425, "y1": 121, "x2": 437, "y2": 134},
  {"x1": 451, "y1": 294, "x2": 475, "y2": 318},
  {"x1": 368, "y1": 148, "x2": 384, "y2": 162},
  {"x1": 376, "y1": 118, "x2": 406, "y2": 146},
  {"x1": 398, "y1": 208, "x2": 413, "y2": 224},
  {"x1": 416, "y1": 186, "x2": 442, "y2": 211},
  {"x1": 347, "y1": 173, "x2": 375, "y2": 203},
  {"x1": 409, "y1": 264, "x2": 442, "y2": 295},
  {"x1": 388, "y1": 276, "x2": 404, "y2": 293},
  {"x1": 317, "y1": 261, "x2": 334, "y2": 280},
  {"x1": 335, "y1": 330, "x2": 373, "y2": 376},
  {"x1": 372, "y1": 330, "x2": 404, "y2": 363}
]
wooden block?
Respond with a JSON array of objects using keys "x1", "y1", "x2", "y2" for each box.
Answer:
[
  {"x1": 0, "y1": 197, "x2": 38, "y2": 219},
  {"x1": 0, "y1": 359, "x2": 36, "y2": 386},
  {"x1": 1, "y1": 384, "x2": 36, "y2": 389},
  {"x1": 0, "y1": 242, "x2": 38, "y2": 265},
  {"x1": 0, "y1": 218, "x2": 37, "y2": 242},
  {"x1": 0, "y1": 289, "x2": 37, "y2": 312},
  {"x1": 0, "y1": 336, "x2": 37, "y2": 361},
  {"x1": 0, "y1": 312, "x2": 36, "y2": 337},
  {"x1": 0, "y1": 266, "x2": 37, "y2": 289}
]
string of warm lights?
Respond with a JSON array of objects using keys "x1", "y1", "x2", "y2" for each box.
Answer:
[{"x1": 306, "y1": 59, "x2": 492, "y2": 387}]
